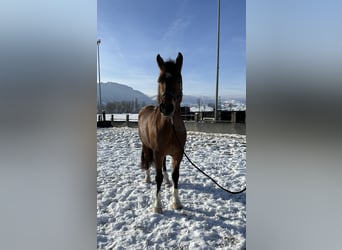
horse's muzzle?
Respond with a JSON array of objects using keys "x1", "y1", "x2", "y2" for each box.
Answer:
[{"x1": 159, "y1": 103, "x2": 174, "y2": 117}]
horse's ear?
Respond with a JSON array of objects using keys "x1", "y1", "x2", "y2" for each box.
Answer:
[
  {"x1": 176, "y1": 52, "x2": 183, "y2": 72},
  {"x1": 156, "y1": 54, "x2": 164, "y2": 71}
]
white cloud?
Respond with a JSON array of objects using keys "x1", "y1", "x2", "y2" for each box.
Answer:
[{"x1": 162, "y1": 17, "x2": 191, "y2": 42}]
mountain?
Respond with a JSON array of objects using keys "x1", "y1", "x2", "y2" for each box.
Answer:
[
  {"x1": 98, "y1": 82, "x2": 246, "y2": 111},
  {"x1": 150, "y1": 95, "x2": 203, "y2": 106},
  {"x1": 151, "y1": 95, "x2": 245, "y2": 106},
  {"x1": 166, "y1": 95, "x2": 246, "y2": 110},
  {"x1": 97, "y1": 82, "x2": 154, "y2": 105},
  {"x1": 181, "y1": 95, "x2": 246, "y2": 111}
]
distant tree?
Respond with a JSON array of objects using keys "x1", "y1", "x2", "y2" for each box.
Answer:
[
  {"x1": 105, "y1": 102, "x2": 116, "y2": 113},
  {"x1": 208, "y1": 103, "x2": 215, "y2": 109},
  {"x1": 229, "y1": 103, "x2": 233, "y2": 111},
  {"x1": 134, "y1": 98, "x2": 138, "y2": 113},
  {"x1": 103, "y1": 100, "x2": 148, "y2": 114}
]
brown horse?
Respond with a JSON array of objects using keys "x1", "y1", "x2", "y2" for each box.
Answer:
[{"x1": 138, "y1": 52, "x2": 186, "y2": 213}]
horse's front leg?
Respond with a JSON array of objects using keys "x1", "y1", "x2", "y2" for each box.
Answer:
[
  {"x1": 171, "y1": 155, "x2": 183, "y2": 210},
  {"x1": 162, "y1": 157, "x2": 171, "y2": 186},
  {"x1": 153, "y1": 153, "x2": 164, "y2": 213},
  {"x1": 141, "y1": 145, "x2": 152, "y2": 183}
]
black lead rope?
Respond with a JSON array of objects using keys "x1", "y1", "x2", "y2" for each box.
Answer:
[{"x1": 172, "y1": 124, "x2": 246, "y2": 195}]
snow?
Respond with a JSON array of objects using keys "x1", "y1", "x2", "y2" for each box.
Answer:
[
  {"x1": 190, "y1": 105, "x2": 214, "y2": 112},
  {"x1": 97, "y1": 127, "x2": 246, "y2": 249}
]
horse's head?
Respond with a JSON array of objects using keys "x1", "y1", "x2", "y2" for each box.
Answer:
[{"x1": 156, "y1": 52, "x2": 183, "y2": 117}]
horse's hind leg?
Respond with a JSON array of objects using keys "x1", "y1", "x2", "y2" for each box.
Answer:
[
  {"x1": 141, "y1": 145, "x2": 153, "y2": 183},
  {"x1": 162, "y1": 157, "x2": 171, "y2": 186},
  {"x1": 145, "y1": 165, "x2": 151, "y2": 183}
]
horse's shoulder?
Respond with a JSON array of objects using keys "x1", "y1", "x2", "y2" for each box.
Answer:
[
  {"x1": 139, "y1": 106, "x2": 159, "y2": 125},
  {"x1": 139, "y1": 105, "x2": 154, "y2": 115},
  {"x1": 140, "y1": 105, "x2": 156, "y2": 112}
]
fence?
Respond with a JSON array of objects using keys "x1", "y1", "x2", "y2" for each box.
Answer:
[
  {"x1": 97, "y1": 111, "x2": 245, "y2": 123},
  {"x1": 97, "y1": 111, "x2": 246, "y2": 134}
]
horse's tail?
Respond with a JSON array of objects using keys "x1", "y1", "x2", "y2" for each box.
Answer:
[{"x1": 141, "y1": 146, "x2": 153, "y2": 170}]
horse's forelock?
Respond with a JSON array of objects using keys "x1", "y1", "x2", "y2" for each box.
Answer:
[{"x1": 158, "y1": 61, "x2": 181, "y2": 82}]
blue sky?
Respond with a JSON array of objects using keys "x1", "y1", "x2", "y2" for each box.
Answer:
[{"x1": 98, "y1": 0, "x2": 245, "y2": 99}]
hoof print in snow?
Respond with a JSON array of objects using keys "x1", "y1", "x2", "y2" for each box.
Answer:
[{"x1": 97, "y1": 127, "x2": 246, "y2": 249}]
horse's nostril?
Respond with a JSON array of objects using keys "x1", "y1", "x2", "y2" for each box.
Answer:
[{"x1": 160, "y1": 103, "x2": 174, "y2": 116}]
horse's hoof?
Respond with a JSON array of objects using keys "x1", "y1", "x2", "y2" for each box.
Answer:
[
  {"x1": 171, "y1": 203, "x2": 183, "y2": 210},
  {"x1": 153, "y1": 207, "x2": 163, "y2": 213}
]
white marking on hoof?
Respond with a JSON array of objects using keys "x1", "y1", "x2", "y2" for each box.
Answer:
[
  {"x1": 145, "y1": 169, "x2": 151, "y2": 183},
  {"x1": 171, "y1": 187, "x2": 183, "y2": 210},
  {"x1": 153, "y1": 192, "x2": 162, "y2": 213}
]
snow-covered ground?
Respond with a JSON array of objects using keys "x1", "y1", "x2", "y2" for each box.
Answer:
[{"x1": 97, "y1": 127, "x2": 246, "y2": 249}]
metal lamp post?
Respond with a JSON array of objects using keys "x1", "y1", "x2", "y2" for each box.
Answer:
[
  {"x1": 215, "y1": 0, "x2": 221, "y2": 121},
  {"x1": 97, "y1": 39, "x2": 103, "y2": 114}
]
